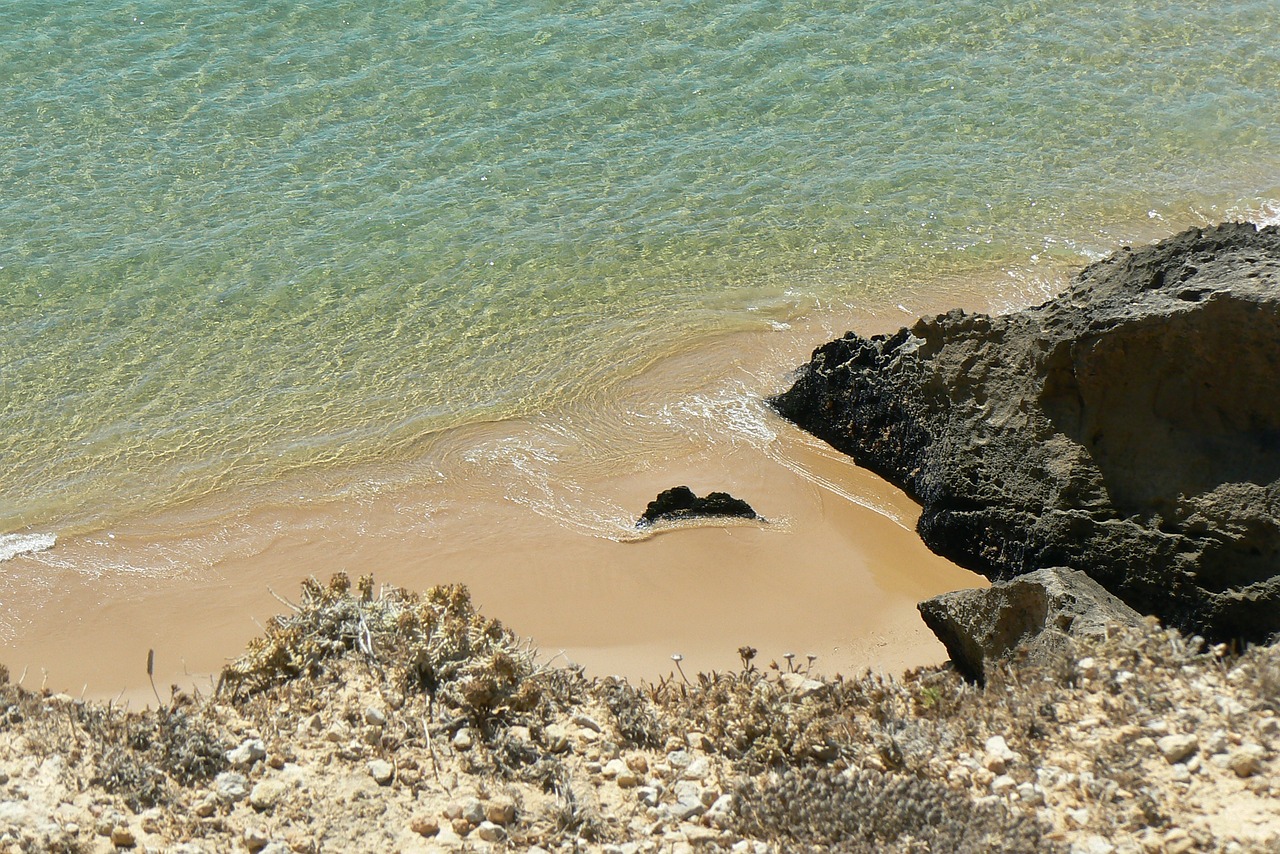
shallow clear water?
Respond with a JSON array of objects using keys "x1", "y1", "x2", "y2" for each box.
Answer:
[{"x1": 3, "y1": 0, "x2": 1279, "y2": 542}]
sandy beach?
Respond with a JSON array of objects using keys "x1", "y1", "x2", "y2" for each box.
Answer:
[{"x1": 2, "y1": 293, "x2": 1009, "y2": 703}]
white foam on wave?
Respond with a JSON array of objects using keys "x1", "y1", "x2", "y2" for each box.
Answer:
[
  {"x1": 640, "y1": 382, "x2": 777, "y2": 450},
  {"x1": 460, "y1": 429, "x2": 638, "y2": 541},
  {"x1": 0, "y1": 532, "x2": 57, "y2": 563}
]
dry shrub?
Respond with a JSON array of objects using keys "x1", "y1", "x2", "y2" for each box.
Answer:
[
  {"x1": 217, "y1": 575, "x2": 551, "y2": 726},
  {"x1": 732, "y1": 766, "x2": 1061, "y2": 853}
]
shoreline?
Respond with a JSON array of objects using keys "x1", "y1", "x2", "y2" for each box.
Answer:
[
  {"x1": 10, "y1": 206, "x2": 1276, "y2": 701},
  {"x1": 3, "y1": 289, "x2": 1012, "y2": 703}
]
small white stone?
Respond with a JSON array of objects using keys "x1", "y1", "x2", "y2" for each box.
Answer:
[
  {"x1": 474, "y1": 821, "x2": 504, "y2": 841},
  {"x1": 452, "y1": 728, "x2": 473, "y2": 751},
  {"x1": 1202, "y1": 730, "x2": 1229, "y2": 755},
  {"x1": 990, "y1": 775, "x2": 1016, "y2": 796},
  {"x1": 462, "y1": 798, "x2": 485, "y2": 825},
  {"x1": 214, "y1": 772, "x2": 249, "y2": 803},
  {"x1": 778, "y1": 672, "x2": 826, "y2": 699},
  {"x1": 707, "y1": 793, "x2": 734, "y2": 827},
  {"x1": 682, "y1": 757, "x2": 709, "y2": 780},
  {"x1": 368, "y1": 759, "x2": 394, "y2": 785},
  {"x1": 543, "y1": 724, "x2": 569, "y2": 753},
  {"x1": 1070, "y1": 835, "x2": 1115, "y2": 854},
  {"x1": 225, "y1": 739, "x2": 267, "y2": 770},
  {"x1": 1066, "y1": 807, "x2": 1090, "y2": 828},
  {"x1": 983, "y1": 735, "x2": 1016, "y2": 773},
  {"x1": 1016, "y1": 782, "x2": 1043, "y2": 805},
  {"x1": 363, "y1": 707, "x2": 387, "y2": 727}
]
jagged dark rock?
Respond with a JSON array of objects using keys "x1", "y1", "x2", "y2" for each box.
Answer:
[
  {"x1": 638, "y1": 486, "x2": 758, "y2": 527},
  {"x1": 772, "y1": 222, "x2": 1280, "y2": 644},
  {"x1": 918, "y1": 568, "x2": 1146, "y2": 682}
]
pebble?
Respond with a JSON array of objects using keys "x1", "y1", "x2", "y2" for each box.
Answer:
[
  {"x1": 636, "y1": 786, "x2": 660, "y2": 808},
  {"x1": 664, "y1": 782, "x2": 706, "y2": 820},
  {"x1": 485, "y1": 796, "x2": 516, "y2": 825},
  {"x1": 1228, "y1": 744, "x2": 1266, "y2": 777},
  {"x1": 706, "y1": 794, "x2": 734, "y2": 828},
  {"x1": 990, "y1": 775, "x2": 1016, "y2": 796},
  {"x1": 1202, "y1": 730, "x2": 1229, "y2": 755},
  {"x1": 249, "y1": 778, "x2": 289, "y2": 811},
  {"x1": 682, "y1": 756, "x2": 709, "y2": 780},
  {"x1": 226, "y1": 738, "x2": 267, "y2": 770},
  {"x1": 364, "y1": 707, "x2": 387, "y2": 727},
  {"x1": 110, "y1": 826, "x2": 136, "y2": 848},
  {"x1": 243, "y1": 827, "x2": 269, "y2": 852},
  {"x1": 685, "y1": 732, "x2": 713, "y2": 752},
  {"x1": 452, "y1": 728, "x2": 473, "y2": 751},
  {"x1": 368, "y1": 760, "x2": 394, "y2": 785},
  {"x1": 544, "y1": 724, "x2": 570, "y2": 753},
  {"x1": 1162, "y1": 828, "x2": 1194, "y2": 854},
  {"x1": 214, "y1": 772, "x2": 250, "y2": 804},
  {"x1": 778, "y1": 673, "x2": 826, "y2": 699},
  {"x1": 1070, "y1": 835, "x2": 1115, "y2": 854},
  {"x1": 666, "y1": 750, "x2": 693, "y2": 772},
  {"x1": 474, "y1": 821, "x2": 504, "y2": 842},
  {"x1": 602, "y1": 758, "x2": 627, "y2": 779},
  {"x1": 140, "y1": 808, "x2": 163, "y2": 833},
  {"x1": 462, "y1": 798, "x2": 485, "y2": 825},
  {"x1": 984, "y1": 735, "x2": 1016, "y2": 773},
  {"x1": 410, "y1": 816, "x2": 440, "y2": 837},
  {"x1": 1157, "y1": 734, "x2": 1199, "y2": 764},
  {"x1": 573, "y1": 713, "x2": 603, "y2": 733}
]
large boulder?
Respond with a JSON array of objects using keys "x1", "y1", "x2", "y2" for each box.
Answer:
[
  {"x1": 772, "y1": 222, "x2": 1280, "y2": 643},
  {"x1": 918, "y1": 568, "x2": 1146, "y2": 682}
]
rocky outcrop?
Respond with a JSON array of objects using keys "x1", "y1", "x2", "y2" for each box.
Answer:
[
  {"x1": 637, "y1": 486, "x2": 758, "y2": 527},
  {"x1": 918, "y1": 568, "x2": 1146, "y2": 682},
  {"x1": 772, "y1": 222, "x2": 1280, "y2": 643}
]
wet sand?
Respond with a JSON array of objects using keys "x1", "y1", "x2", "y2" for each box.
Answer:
[{"x1": 2, "y1": 296, "x2": 1006, "y2": 703}]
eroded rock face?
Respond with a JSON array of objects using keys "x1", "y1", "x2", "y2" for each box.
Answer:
[
  {"x1": 772, "y1": 222, "x2": 1280, "y2": 643},
  {"x1": 918, "y1": 568, "x2": 1146, "y2": 682}
]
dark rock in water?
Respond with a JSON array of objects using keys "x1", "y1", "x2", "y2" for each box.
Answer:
[
  {"x1": 919, "y1": 568, "x2": 1146, "y2": 683},
  {"x1": 772, "y1": 222, "x2": 1280, "y2": 643},
  {"x1": 638, "y1": 486, "x2": 758, "y2": 527}
]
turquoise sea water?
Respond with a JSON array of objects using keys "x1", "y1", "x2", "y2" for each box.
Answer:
[{"x1": 3, "y1": 0, "x2": 1280, "y2": 548}]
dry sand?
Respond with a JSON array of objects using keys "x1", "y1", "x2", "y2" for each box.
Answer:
[{"x1": 2, "y1": 296, "x2": 1005, "y2": 704}]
